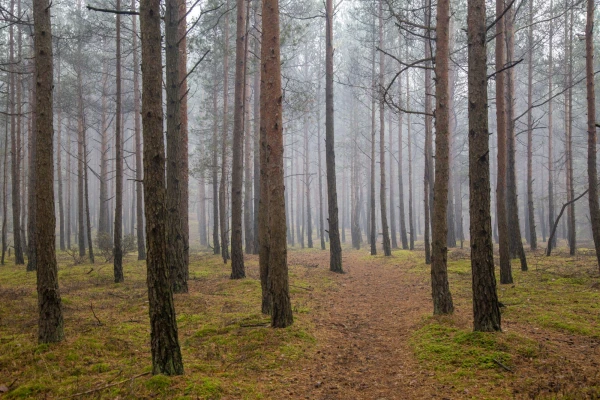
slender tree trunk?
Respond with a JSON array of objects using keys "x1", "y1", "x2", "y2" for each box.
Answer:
[
  {"x1": 212, "y1": 83, "x2": 221, "y2": 255},
  {"x1": 34, "y1": 0, "x2": 64, "y2": 343},
  {"x1": 505, "y1": 6, "x2": 527, "y2": 270},
  {"x1": 83, "y1": 125, "x2": 94, "y2": 263},
  {"x1": 133, "y1": 0, "x2": 146, "y2": 260},
  {"x1": 56, "y1": 55, "x2": 65, "y2": 251},
  {"x1": 178, "y1": 0, "x2": 189, "y2": 270},
  {"x1": 230, "y1": 0, "x2": 247, "y2": 279},
  {"x1": 252, "y1": 18, "x2": 260, "y2": 255},
  {"x1": 261, "y1": 0, "x2": 293, "y2": 326},
  {"x1": 140, "y1": 0, "x2": 184, "y2": 374},
  {"x1": 526, "y1": 0, "x2": 537, "y2": 250},
  {"x1": 423, "y1": 0, "x2": 433, "y2": 265},
  {"x1": 77, "y1": 76, "x2": 85, "y2": 259},
  {"x1": 220, "y1": 0, "x2": 231, "y2": 263},
  {"x1": 586, "y1": 0, "x2": 600, "y2": 270},
  {"x1": 446, "y1": 24, "x2": 457, "y2": 249},
  {"x1": 316, "y1": 57, "x2": 326, "y2": 251},
  {"x1": 468, "y1": 0, "x2": 502, "y2": 331},
  {"x1": 27, "y1": 60, "x2": 37, "y2": 272},
  {"x1": 2, "y1": 90, "x2": 8, "y2": 264},
  {"x1": 305, "y1": 115, "x2": 313, "y2": 248},
  {"x1": 66, "y1": 119, "x2": 72, "y2": 250},
  {"x1": 547, "y1": 0, "x2": 556, "y2": 251},
  {"x1": 566, "y1": 5, "x2": 575, "y2": 255},
  {"x1": 98, "y1": 60, "x2": 109, "y2": 236},
  {"x1": 431, "y1": 0, "x2": 454, "y2": 315},
  {"x1": 9, "y1": 0, "x2": 24, "y2": 265},
  {"x1": 166, "y1": 0, "x2": 187, "y2": 292},
  {"x1": 389, "y1": 111, "x2": 397, "y2": 250},
  {"x1": 325, "y1": 0, "x2": 343, "y2": 272},
  {"x1": 378, "y1": 1, "x2": 391, "y2": 257},
  {"x1": 199, "y1": 177, "x2": 208, "y2": 246},
  {"x1": 370, "y1": 30, "x2": 377, "y2": 256},
  {"x1": 407, "y1": 68, "x2": 415, "y2": 251},
  {"x1": 244, "y1": 66, "x2": 254, "y2": 254},
  {"x1": 495, "y1": 0, "x2": 512, "y2": 284},
  {"x1": 398, "y1": 76, "x2": 408, "y2": 250},
  {"x1": 113, "y1": 0, "x2": 124, "y2": 282}
]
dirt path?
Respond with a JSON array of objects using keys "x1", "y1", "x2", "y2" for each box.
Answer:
[{"x1": 274, "y1": 251, "x2": 449, "y2": 400}]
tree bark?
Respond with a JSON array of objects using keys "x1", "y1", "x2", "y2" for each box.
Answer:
[
  {"x1": 547, "y1": 0, "x2": 556, "y2": 251},
  {"x1": 178, "y1": 0, "x2": 189, "y2": 270},
  {"x1": 423, "y1": 0, "x2": 433, "y2": 265},
  {"x1": 325, "y1": 0, "x2": 343, "y2": 272},
  {"x1": 230, "y1": 0, "x2": 247, "y2": 278},
  {"x1": 468, "y1": 0, "x2": 502, "y2": 332},
  {"x1": 27, "y1": 57, "x2": 37, "y2": 272},
  {"x1": 133, "y1": 0, "x2": 146, "y2": 260},
  {"x1": 220, "y1": 0, "x2": 231, "y2": 264},
  {"x1": 370, "y1": 26, "x2": 377, "y2": 256},
  {"x1": 212, "y1": 82, "x2": 221, "y2": 255},
  {"x1": 378, "y1": 1, "x2": 391, "y2": 257},
  {"x1": 566, "y1": 5, "x2": 575, "y2": 255},
  {"x1": 166, "y1": 0, "x2": 187, "y2": 292},
  {"x1": 526, "y1": 0, "x2": 537, "y2": 250},
  {"x1": 495, "y1": 0, "x2": 512, "y2": 284},
  {"x1": 56, "y1": 54, "x2": 65, "y2": 252},
  {"x1": 431, "y1": 0, "x2": 454, "y2": 315},
  {"x1": 261, "y1": 0, "x2": 293, "y2": 326},
  {"x1": 407, "y1": 68, "x2": 415, "y2": 251},
  {"x1": 397, "y1": 74, "x2": 408, "y2": 250},
  {"x1": 140, "y1": 0, "x2": 184, "y2": 375},
  {"x1": 34, "y1": 0, "x2": 64, "y2": 343},
  {"x1": 83, "y1": 121, "x2": 94, "y2": 263},
  {"x1": 114, "y1": 0, "x2": 124, "y2": 282},
  {"x1": 585, "y1": 0, "x2": 600, "y2": 270}
]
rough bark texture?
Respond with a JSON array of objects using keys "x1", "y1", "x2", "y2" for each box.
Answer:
[
  {"x1": 505, "y1": 7, "x2": 527, "y2": 271},
  {"x1": 140, "y1": 0, "x2": 184, "y2": 375},
  {"x1": 113, "y1": 0, "x2": 124, "y2": 283},
  {"x1": 261, "y1": 0, "x2": 293, "y2": 326},
  {"x1": 423, "y1": 0, "x2": 433, "y2": 266},
  {"x1": 389, "y1": 110, "x2": 397, "y2": 249},
  {"x1": 34, "y1": 0, "x2": 64, "y2": 343},
  {"x1": 27, "y1": 63, "x2": 37, "y2": 273},
  {"x1": 178, "y1": 0, "x2": 189, "y2": 271},
  {"x1": 370, "y1": 34, "x2": 377, "y2": 256},
  {"x1": 316, "y1": 60, "x2": 326, "y2": 251},
  {"x1": 230, "y1": 0, "x2": 247, "y2": 279},
  {"x1": 378, "y1": 1, "x2": 391, "y2": 257},
  {"x1": 252, "y1": 16, "x2": 261, "y2": 255},
  {"x1": 547, "y1": 0, "x2": 556, "y2": 251},
  {"x1": 220, "y1": 0, "x2": 231, "y2": 264},
  {"x1": 495, "y1": 0, "x2": 512, "y2": 284},
  {"x1": 526, "y1": 0, "x2": 537, "y2": 250},
  {"x1": 166, "y1": 0, "x2": 188, "y2": 293},
  {"x1": 407, "y1": 68, "x2": 415, "y2": 251},
  {"x1": 586, "y1": 0, "x2": 600, "y2": 270},
  {"x1": 325, "y1": 0, "x2": 343, "y2": 273},
  {"x1": 83, "y1": 125, "x2": 94, "y2": 263},
  {"x1": 56, "y1": 57, "x2": 65, "y2": 252},
  {"x1": 431, "y1": 0, "x2": 454, "y2": 315},
  {"x1": 566, "y1": 7, "x2": 575, "y2": 255},
  {"x1": 133, "y1": 0, "x2": 146, "y2": 260},
  {"x1": 99, "y1": 63, "x2": 110, "y2": 236},
  {"x1": 211, "y1": 83, "x2": 221, "y2": 255},
  {"x1": 467, "y1": 0, "x2": 502, "y2": 332},
  {"x1": 398, "y1": 75, "x2": 408, "y2": 250}
]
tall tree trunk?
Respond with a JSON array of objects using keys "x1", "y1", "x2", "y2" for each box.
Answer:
[
  {"x1": 423, "y1": 0, "x2": 433, "y2": 265},
  {"x1": 547, "y1": 0, "x2": 556, "y2": 251},
  {"x1": 212, "y1": 83, "x2": 221, "y2": 255},
  {"x1": 140, "y1": 0, "x2": 184, "y2": 374},
  {"x1": 56, "y1": 55, "x2": 65, "y2": 251},
  {"x1": 114, "y1": 0, "x2": 124, "y2": 282},
  {"x1": 252, "y1": 11, "x2": 261, "y2": 254},
  {"x1": 378, "y1": 0, "x2": 391, "y2": 257},
  {"x1": 495, "y1": 0, "x2": 512, "y2": 284},
  {"x1": 220, "y1": 0, "x2": 231, "y2": 263},
  {"x1": 325, "y1": 0, "x2": 343, "y2": 272},
  {"x1": 370, "y1": 29, "x2": 377, "y2": 256},
  {"x1": 83, "y1": 125, "x2": 94, "y2": 263},
  {"x1": 407, "y1": 68, "x2": 415, "y2": 251},
  {"x1": 431, "y1": 0, "x2": 454, "y2": 315},
  {"x1": 468, "y1": 0, "x2": 501, "y2": 331},
  {"x1": 98, "y1": 60, "x2": 109, "y2": 236},
  {"x1": 244, "y1": 68, "x2": 254, "y2": 254},
  {"x1": 198, "y1": 177, "x2": 208, "y2": 246},
  {"x1": 133, "y1": 0, "x2": 146, "y2": 260},
  {"x1": 261, "y1": 0, "x2": 293, "y2": 326},
  {"x1": 526, "y1": 0, "x2": 537, "y2": 250},
  {"x1": 66, "y1": 119, "x2": 72, "y2": 250},
  {"x1": 34, "y1": 0, "x2": 64, "y2": 343},
  {"x1": 586, "y1": 0, "x2": 600, "y2": 270},
  {"x1": 389, "y1": 111, "x2": 398, "y2": 250},
  {"x1": 446, "y1": 23, "x2": 457, "y2": 249},
  {"x1": 166, "y1": 0, "x2": 187, "y2": 292},
  {"x1": 505, "y1": 5, "x2": 527, "y2": 270},
  {"x1": 9, "y1": 0, "x2": 24, "y2": 265},
  {"x1": 27, "y1": 58, "x2": 37, "y2": 272},
  {"x1": 230, "y1": 0, "x2": 247, "y2": 278},
  {"x1": 178, "y1": 0, "x2": 189, "y2": 270},
  {"x1": 305, "y1": 115, "x2": 313, "y2": 248},
  {"x1": 2, "y1": 90, "x2": 8, "y2": 264},
  {"x1": 398, "y1": 76, "x2": 408, "y2": 250},
  {"x1": 316, "y1": 56, "x2": 326, "y2": 251},
  {"x1": 566, "y1": 5, "x2": 575, "y2": 255}
]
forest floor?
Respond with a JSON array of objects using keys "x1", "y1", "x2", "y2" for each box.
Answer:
[{"x1": 1, "y1": 244, "x2": 600, "y2": 399}]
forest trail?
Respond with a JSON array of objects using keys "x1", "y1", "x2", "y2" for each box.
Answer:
[{"x1": 275, "y1": 250, "x2": 448, "y2": 400}]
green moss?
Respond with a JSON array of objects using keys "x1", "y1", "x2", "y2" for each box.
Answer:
[
  {"x1": 145, "y1": 374, "x2": 171, "y2": 392},
  {"x1": 6, "y1": 383, "x2": 47, "y2": 399}
]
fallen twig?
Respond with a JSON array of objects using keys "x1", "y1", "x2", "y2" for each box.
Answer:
[
  {"x1": 90, "y1": 302, "x2": 104, "y2": 326},
  {"x1": 493, "y1": 358, "x2": 513, "y2": 372},
  {"x1": 60, "y1": 372, "x2": 150, "y2": 398},
  {"x1": 239, "y1": 323, "x2": 269, "y2": 328}
]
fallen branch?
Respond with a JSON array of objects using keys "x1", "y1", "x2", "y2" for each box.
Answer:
[
  {"x1": 90, "y1": 302, "x2": 104, "y2": 326},
  {"x1": 60, "y1": 372, "x2": 150, "y2": 399},
  {"x1": 493, "y1": 358, "x2": 514, "y2": 372},
  {"x1": 546, "y1": 189, "x2": 589, "y2": 256}
]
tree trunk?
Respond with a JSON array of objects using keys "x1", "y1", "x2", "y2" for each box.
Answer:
[
  {"x1": 316, "y1": 52, "x2": 326, "y2": 251},
  {"x1": 397, "y1": 76, "x2": 408, "y2": 250},
  {"x1": 586, "y1": 0, "x2": 600, "y2": 270},
  {"x1": 166, "y1": 0, "x2": 188, "y2": 292},
  {"x1": 389, "y1": 110, "x2": 398, "y2": 250},
  {"x1": 431, "y1": 0, "x2": 454, "y2": 315},
  {"x1": 2, "y1": 90, "x2": 8, "y2": 264},
  {"x1": 305, "y1": 115, "x2": 313, "y2": 248},
  {"x1": 220, "y1": 0, "x2": 231, "y2": 264},
  {"x1": 83, "y1": 123, "x2": 94, "y2": 263},
  {"x1": 325, "y1": 0, "x2": 343, "y2": 272},
  {"x1": 566, "y1": 5, "x2": 575, "y2": 255},
  {"x1": 370, "y1": 28, "x2": 377, "y2": 256},
  {"x1": 423, "y1": 0, "x2": 433, "y2": 265},
  {"x1": 261, "y1": 0, "x2": 293, "y2": 326},
  {"x1": 114, "y1": 0, "x2": 124, "y2": 282},
  {"x1": 468, "y1": 0, "x2": 502, "y2": 331},
  {"x1": 505, "y1": 5, "x2": 527, "y2": 271},
  {"x1": 407, "y1": 68, "x2": 415, "y2": 251},
  {"x1": 56, "y1": 55, "x2": 65, "y2": 252},
  {"x1": 98, "y1": 60, "x2": 109, "y2": 236},
  {"x1": 133, "y1": 0, "x2": 146, "y2": 260},
  {"x1": 378, "y1": 1, "x2": 391, "y2": 257},
  {"x1": 140, "y1": 0, "x2": 184, "y2": 374},
  {"x1": 34, "y1": 0, "x2": 64, "y2": 343},
  {"x1": 526, "y1": 0, "x2": 537, "y2": 250},
  {"x1": 495, "y1": 0, "x2": 512, "y2": 284},
  {"x1": 27, "y1": 60, "x2": 37, "y2": 272},
  {"x1": 244, "y1": 69, "x2": 254, "y2": 254},
  {"x1": 230, "y1": 0, "x2": 247, "y2": 279},
  {"x1": 547, "y1": 0, "x2": 556, "y2": 251},
  {"x1": 66, "y1": 119, "x2": 72, "y2": 250},
  {"x1": 212, "y1": 83, "x2": 221, "y2": 255},
  {"x1": 178, "y1": 0, "x2": 189, "y2": 270}
]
